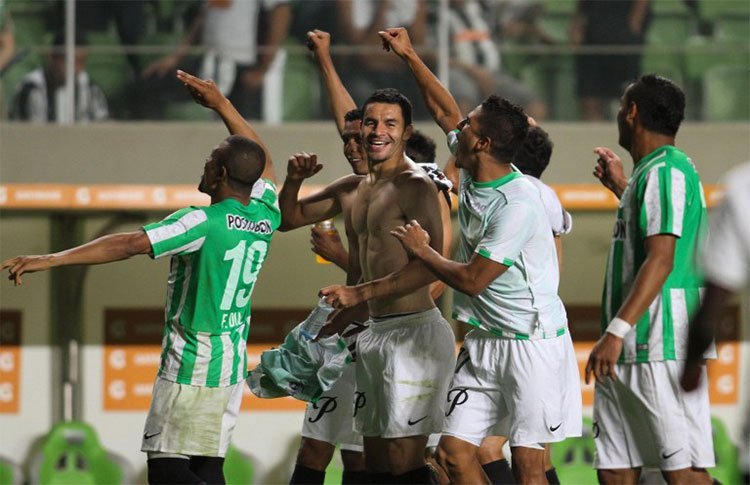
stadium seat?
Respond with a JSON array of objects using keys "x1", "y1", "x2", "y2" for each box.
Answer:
[
  {"x1": 0, "y1": 456, "x2": 23, "y2": 485},
  {"x1": 282, "y1": 44, "x2": 316, "y2": 121},
  {"x1": 702, "y1": 64, "x2": 750, "y2": 120},
  {"x1": 27, "y1": 421, "x2": 133, "y2": 485},
  {"x1": 550, "y1": 417, "x2": 597, "y2": 485},
  {"x1": 710, "y1": 416, "x2": 742, "y2": 485},
  {"x1": 224, "y1": 445, "x2": 257, "y2": 485},
  {"x1": 698, "y1": 0, "x2": 750, "y2": 23}
]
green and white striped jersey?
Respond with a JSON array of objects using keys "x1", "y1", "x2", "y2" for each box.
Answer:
[
  {"x1": 144, "y1": 179, "x2": 280, "y2": 387},
  {"x1": 602, "y1": 145, "x2": 712, "y2": 363},
  {"x1": 452, "y1": 167, "x2": 568, "y2": 339}
]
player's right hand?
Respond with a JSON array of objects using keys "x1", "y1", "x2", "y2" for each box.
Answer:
[
  {"x1": 176, "y1": 70, "x2": 227, "y2": 110},
  {"x1": 306, "y1": 30, "x2": 331, "y2": 57},
  {"x1": 378, "y1": 27, "x2": 414, "y2": 58},
  {"x1": 1, "y1": 254, "x2": 54, "y2": 286},
  {"x1": 286, "y1": 152, "x2": 323, "y2": 181},
  {"x1": 593, "y1": 146, "x2": 627, "y2": 197}
]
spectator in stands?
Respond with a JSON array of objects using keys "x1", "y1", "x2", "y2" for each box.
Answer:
[
  {"x1": 448, "y1": 0, "x2": 548, "y2": 119},
  {"x1": 135, "y1": 0, "x2": 292, "y2": 119},
  {"x1": 571, "y1": 0, "x2": 652, "y2": 120},
  {"x1": 336, "y1": 0, "x2": 429, "y2": 118},
  {"x1": 10, "y1": 32, "x2": 108, "y2": 123},
  {"x1": 0, "y1": 0, "x2": 15, "y2": 73},
  {"x1": 67, "y1": 0, "x2": 148, "y2": 76}
]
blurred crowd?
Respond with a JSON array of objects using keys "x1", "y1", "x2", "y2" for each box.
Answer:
[{"x1": 0, "y1": 0, "x2": 747, "y2": 123}]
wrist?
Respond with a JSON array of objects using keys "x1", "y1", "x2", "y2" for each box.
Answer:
[
  {"x1": 605, "y1": 317, "x2": 632, "y2": 339},
  {"x1": 412, "y1": 243, "x2": 431, "y2": 260}
]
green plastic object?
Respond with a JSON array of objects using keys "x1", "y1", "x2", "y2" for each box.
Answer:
[
  {"x1": 710, "y1": 416, "x2": 741, "y2": 485},
  {"x1": 224, "y1": 445, "x2": 256, "y2": 485},
  {"x1": 0, "y1": 456, "x2": 22, "y2": 485},
  {"x1": 34, "y1": 421, "x2": 124, "y2": 485},
  {"x1": 550, "y1": 417, "x2": 598, "y2": 485}
]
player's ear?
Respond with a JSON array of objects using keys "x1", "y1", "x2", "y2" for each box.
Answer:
[
  {"x1": 403, "y1": 124, "x2": 413, "y2": 141},
  {"x1": 475, "y1": 135, "x2": 490, "y2": 154}
]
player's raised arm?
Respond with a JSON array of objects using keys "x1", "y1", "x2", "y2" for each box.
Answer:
[
  {"x1": 380, "y1": 27, "x2": 462, "y2": 134},
  {"x1": 1, "y1": 231, "x2": 151, "y2": 286},
  {"x1": 278, "y1": 152, "x2": 360, "y2": 231},
  {"x1": 176, "y1": 69, "x2": 276, "y2": 185},
  {"x1": 307, "y1": 30, "x2": 357, "y2": 135}
]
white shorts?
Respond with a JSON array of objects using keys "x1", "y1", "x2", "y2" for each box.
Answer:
[
  {"x1": 354, "y1": 308, "x2": 455, "y2": 438},
  {"x1": 442, "y1": 329, "x2": 582, "y2": 448},
  {"x1": 141, "y1": 376, "x2": 243, "y2": 457},
  {"x1": 593, "y1": 360, "x2": 715, "y2": 471},
  {"x1": 301, "y1": 363, "x2": 363, "y2": 451}
]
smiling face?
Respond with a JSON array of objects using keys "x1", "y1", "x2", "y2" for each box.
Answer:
[
  {"x1": 341, "y1": 118, "x2": 367, "y2": 175},
  {"x1": 361, "y1": 102, "x2": 412, "y2": 166}
]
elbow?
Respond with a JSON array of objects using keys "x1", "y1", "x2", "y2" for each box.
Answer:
[{"x1": 460, "y1": 281, "x2": 484, "y2": 298}]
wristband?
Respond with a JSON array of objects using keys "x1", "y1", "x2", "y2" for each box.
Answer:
[{"x1": 605, "y1": 317, "x2": 632, "y2": 338}]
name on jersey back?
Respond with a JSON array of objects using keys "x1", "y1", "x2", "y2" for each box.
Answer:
[{"x1": 226, "y1": 214, "x2": 272, "y2": 234}]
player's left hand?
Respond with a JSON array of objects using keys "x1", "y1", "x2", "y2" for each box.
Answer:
[
  {"x1": 177, "y1": 70, "x2": 227, "y2": 109},
  {"x1": 1, "y1": 254, "x2": 54, "y2": 286},
  {"x1": 391, "y1": 220, "x2": 430, "y2": 255},
  {"x1": 680, "y1": 360, "x2": 703, "y2": 392},
  {"x1": 320, "y1": 284, "x2": 365, "y2": 309},
  {"x1": 585, "y1": 333, "x2": 623, "y2": 384}
]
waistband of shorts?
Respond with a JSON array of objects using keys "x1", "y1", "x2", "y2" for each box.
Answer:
[
  {"x1": 463, "y1": 322, "x2": 567, "y2": 340},
  {"x1": 368, "y1": 307, "x2": 443, "y2": 332}
]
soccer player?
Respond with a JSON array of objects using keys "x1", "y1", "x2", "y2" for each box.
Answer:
[
  {"x1": 1, "y1": 70, "x2": 278, "y2": 484},
  {"x1": 681, "y1": 162, "x2": 750, "y2": 485},
  {"x1": 472, "y1": 125, "x2": 572, "y2": 485},
  {"x1": 319, "y1": 86, "x2": 456, "y2": 483},
  {"x1": 585, "y1": 74, "x2": 715, "y2": 484},
  {"x1": 380, "y1": 27, "x2": 581, "y2": 484}
]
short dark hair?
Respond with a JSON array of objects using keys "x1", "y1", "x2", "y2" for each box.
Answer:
[
  {"x1": 344, "y1": 108, "x2": 362, "y2": 123},
  {"x1": 626, "y1": 74, "x2": 685, "y2": 137},
  {"x1": 475, "y1": 95, "x2": 529, "y2": 163},
  {"x1": 361, "y1": 88, "x2": 413, "y2": 126},
  {"x1": 406, "y1": 130, "x2": 436, "y2": 164},
  {"x1": 513, "y1": 126, "x2": 553, "y2": 179},
  {"x1": 217, "y1": 135, "x2": 266, "y2": 192}
]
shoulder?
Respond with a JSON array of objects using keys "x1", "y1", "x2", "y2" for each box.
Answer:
[{"x1": 328, "y1": 173, "x2": 366, "y2": 193}]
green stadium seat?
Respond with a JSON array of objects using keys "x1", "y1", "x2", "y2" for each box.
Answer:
[
  {"x1": 165, "y1": 100, "x2": 214, "y2": 121},
  {"x1": 698, "y1": 0, "x2": 750, "y2": 22},
  {"x1": 28, "y1": 421, "x2": 133, "y2": 485},
  {"x1": 550, "y1": 417, "x2": 597, "y2": 485},
  {"x1": 702, "y1": 64, "x2": 750, "y2": 120},
  {"x1": 714, "y1": 16, "x2": 750, "y2": 44},
  {"x1": 282, "y1": 45, "x2": 316, "y2": 121},
  {"x1": 652, "y1": 0, "x2": 691, "y2": 15},
  {"x1": 0, "y1": 456, "x2": 23, "y2": 485},
  {"x1": 224, "y1": 445, "x2": 257, "y2": 485},
  {"x1": 646, "y1": 11, "x2": 693, "y2": 45}
]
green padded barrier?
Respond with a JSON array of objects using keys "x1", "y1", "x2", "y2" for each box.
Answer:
[
  {"x1": 702, "y1": 64, "x2": 750, "y2": 120},
  {"x1": 224, "y1": 445, "x2": 256, "y2": 485},
  {"x1": 0, "y1": 456, "x2": 22, "y2": 485},
  {"x1": 323, "y1": 448, "x2": 344, "y2": 485},
  {"x1": 31, "y1": 421, "x2": 126, "y2": 485},
  {"x1": 710, "y1": 416, "x2": 741, "y2": 485},
  {"x1": 550, "y1": 417, "x2": 597, "y2": 485},
  {"x1": 699, "y1": 0, "x2": 750, "y2": 22}
]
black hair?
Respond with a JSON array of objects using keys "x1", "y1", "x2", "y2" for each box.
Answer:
[
  {"x1": 626, "y1": 74, "x2": 685, "y2": 137},
  {"x1": 217, "y1": 135, "x2": 266, "y2": 192},
  {"x1": 344, "y1": 108, "x2": 363, "y2": 122},
  {"x1": 361, "y1": 88, "x2": 413, "y2": 126},
  {"x1": 406, "y1": 130, "x2": 437, "y2": 164},
  {"x1": 475, "y1": 95, "x2": 529, "y2": 163},
  {"x1": 513, "y1": 126, "x2": 553, "y2": 179}
]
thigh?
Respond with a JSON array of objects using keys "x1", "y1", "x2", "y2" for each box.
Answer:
[
  {"x1": 503, "y1": 336, "x2": 581, "y2": 448},
  {"x1": 302, "y1": 364, "x2": 359, "y2": 447},
  {"x1": 442, "y1": 340, "x2": 506, "y2": 447},
  {"x1": 353, "y1": 329, "x2": 385, "y2": 437}
]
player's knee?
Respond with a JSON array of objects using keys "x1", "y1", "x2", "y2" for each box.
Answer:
[
  {"x1": 436, "y1": 438, "x2": 474, "y2": 473},
  {"x1": 296, "y1": 438, "x2": 335, "y2": 470},
  {"x1": 476, "y1": 437, "x2": 506, "y2": 464},
  {"x1": 662, "y1": 467, "x2": 711, "y2": 485},
  {"x1": 510, "y1": 446, "x2": 545, "y2": 475}
]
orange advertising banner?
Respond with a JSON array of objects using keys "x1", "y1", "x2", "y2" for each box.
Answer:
[
  {"x1": 0, "y1": 311, "x2": 22, "y2": 414},
  {"x1": 0, "y1": 184, "x2": 724, "y2": 211}
]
